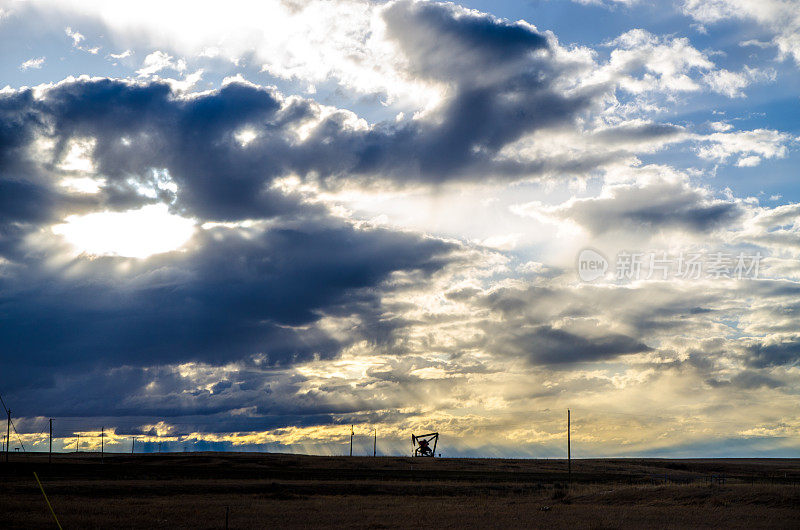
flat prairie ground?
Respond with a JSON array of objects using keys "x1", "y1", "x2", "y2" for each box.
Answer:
[{"x1": 1, "y1": 453, "x2": 799, "y2": 528}]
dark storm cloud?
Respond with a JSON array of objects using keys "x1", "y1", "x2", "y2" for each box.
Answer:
[
  {"x1": 383, "y1": 0, "x2": 548, "y2": 81},
  {"x1": 469, "y1": 282, "x2": 731, "y2": 367},
  {"x1": 0, "y1": 179, "x2": 54, "y2": 225},
  {"x1": 371, "y1": 0, "x2": 600, "y2": 179},
  {"x1": 0, "y1": 89, "x2": 60, "y2": 253},
  {"x1": 535, "y1": 177, "x2": 743, "y2": 235},
  {"x1": 0, "y1": 2, "x2": 604, "y2": 230},
  {"x1": 0, "y1": 0, "x2": 605, "y2": 423},
  {"x1": 1, "y1": 0, "x2": 768, "y2": 439},
  {"x1": 0, "y1": 73, "x2": 463, "y2": 414},
  {"x1": 490, "y1": 324, "x2": 651, "y2": 365},
  {"x1": 0, "y1": 85, "x2": 154, "y2": 261},
  {"x1": 0, "y1": 74, "x2": 595, "y2": 225},
  {"x1": 746, "y1": 339, "x2": 800, "y2": 368},
  {"x1": 0, "y1": 217, "x2": 457, "y2": 394},
  {"x1": 706, "y1": 370, "x2": 785, "y2": 389},
  {"x1": 8, "y1": 361, "x2": 353, "y2": 425},
  {"x1": 37, "y1": 79, "x2": 310, "y2": 221}
]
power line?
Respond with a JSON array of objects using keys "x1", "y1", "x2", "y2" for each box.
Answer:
[{"x1": 0, "y1": 392, "x2": 27, "y2": 454}]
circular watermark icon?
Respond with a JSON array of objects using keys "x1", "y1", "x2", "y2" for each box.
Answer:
[{"x1": 576, "y1": 248, "x2": 608, "y2": 282}]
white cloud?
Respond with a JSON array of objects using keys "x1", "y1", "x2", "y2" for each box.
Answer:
[
  {"x1": 109, "y1": 49, "x2": 132, "y2": 59},
  {"x1": 703, "y1": 66, "x2": 775, "y2": 98},
  {"x1": 137, "y1": 50, "x2": 187, "y2": 76},
  {"x1": 27, "y1": 0, "x2": 438, "y2": 107},
  {"x1": 598, "y1": 29, "x2": 771, "y2": 98},
  {"x1": 163, "y1": 69, "x2": 204, "y2": 92},
  {"x1": 683, "y1": 0, "x2": 800, "y2": 66},
  {"x1": 65, "y1": 26, "x2": 100, "y2": 54},
  {"x1": 739, "y1": 39, "x2": 773, "y2": 49},
  {"x1": 19, "y1": 56, "x2": 45, "y2": 70},
  {"x1": 65, "y1": 26, "x2": 84, "y2": 45},
  {"x1": 696, "y1": 128, "x2": 796, "y2": 166},
  {"x1": 736, "y1": 155, "x2": 762, "y2": 167},
  {"x1": 480, "y1": 233, "x2": 523, "y2": 251},
  {"x1": 603, "y1": 29, "x2": 714, "y2": 94},
  {"x1": 710, "y1": 121, "x2": 734, "y2": 132}
]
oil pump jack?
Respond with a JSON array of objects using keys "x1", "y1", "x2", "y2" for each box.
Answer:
[{"x1": 411, "y1": 432, "x2": 439, "y2": 457}]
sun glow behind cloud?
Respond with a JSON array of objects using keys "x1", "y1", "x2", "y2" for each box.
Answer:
[{"x1": 52, "y1": 204, "x2": 196, "y2": 258}]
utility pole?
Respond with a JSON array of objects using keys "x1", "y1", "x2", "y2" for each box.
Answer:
[
  {"x1": 76, "y1": 433, "x2": 80, "y2": 453},
  {"x1": 373, "y1": 428, "x2": 377, "y2": 457},
  {"x1": 5, "y1": 408, "x2": 10, "y2": 463},
  {"x1": 131, "y1": 436, "x2": 135, "y2": 454},
  {"x1": 101, "y1": 427, "x2": 104, "y2": 463},
  {"x1": 49, "y1": 419, "x2": 53, "y2": 464},
  {"x1": 567, "y1": 409, "x2": 571, "y2": 484},
  {"x1": 349, "y1": 425, "x2": 354, "y2": 457}
]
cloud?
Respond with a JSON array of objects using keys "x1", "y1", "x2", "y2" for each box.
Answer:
[
  {"x1": 66, "y1": 26, "x2": 100, "y2": 54},
  {"x1": 513, "y1": 168, "x2": 743, "y2": 235},
  {"x1": 137, "y1": 50, "x2": 187, "y2": 76},
  {"x1": 382, "y1": 1, "x2": 549, "y2": 83},
  {"x1": 348, "y1": 1, "x2": 604, "y2": 180},
  {"x1": 0, "y1": 63, "x2": 598, "y2": 223},
  {"x1": 108, "y1": 49, "x2": 133, "y2": 60},
  {"x1": 710, "y1": 121, "x2": 733, "y2": 132},
  {"x1": 0, "y1": 77, "x2": 464, "y2": 402},
  {"x1": 0, "y1": 213, "x2": 460, "y2": 397},
  {"x1": 19, "y1": 57, "x2": 45, "y2": 70},
  {"x1": 746, "y1": 339, "x2": 800, "y2": 368},
  {"x1": 2, "y1": 0, "x2": 800, "y2": 456},
  {"x1": 683, "y1": 0, "x2": 800, "y2": 67},
  {"x1": 604, "y1": 29, "x2": 714, "y2": 94},
  {"x1": 599, "y1": 29, "x2": 772, "y2": 98},
  {"x1": 706, "y1": 370, "x2": 784, "y2": 389},
  {"x1": 703, "y1": 66, "x2": 775, "y2": 98},
  {"x1": 65, "y1": 26, "x2": 84, "y2": 45},
  {"x1": 11, "y1": 1, "x2": 778, "y2": 184},
  {"x1": 489, "y1": 324, "x2": 651, "y2": 365},
  {"x1": 21, "y1": 0, "x2": 425, "y2": 103},
  {"x1": 695, "y1": 128, "x2": 796, "y2": 166}
]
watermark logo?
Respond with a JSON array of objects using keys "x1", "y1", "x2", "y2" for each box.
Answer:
[
  {"x1": 577, "y1": 249, "x2": 762, "y2": 282},
  {"x1": 577, "y1": 248, "x2": 608, "y2": 282}
]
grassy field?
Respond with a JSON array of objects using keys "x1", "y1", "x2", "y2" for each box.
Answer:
[{"x1": 1, "y1": 453, "x2": 799, "y2": 528}]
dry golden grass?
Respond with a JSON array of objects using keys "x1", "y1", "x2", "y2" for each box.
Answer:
[{"x1": 1, "y1": 454, "x2": 798, "y2": 528}]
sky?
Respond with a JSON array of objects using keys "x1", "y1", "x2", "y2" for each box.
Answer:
[{"x1": 0, "y1": 0, "x2": 799, "y2": 458}]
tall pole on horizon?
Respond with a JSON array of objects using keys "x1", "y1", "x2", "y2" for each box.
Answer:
[
  {"x1": 101, "y1": 426, "x2": 104, "y2": 463},
  {"x1": 567, "y1": 409, "x2": 571, "y2": 483},
  {"x1": 350, "y1": 425, "x2": 354, "y2": 457},
  {"x1": 49, "y1": 419, "x2": 53, "y2": 464},
  {"x1": 5, "y1": 408, "x2": 10, "y2": 463},
  {"x1": 373, "y1": 428, "x2": 377, "y2": 457}
]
